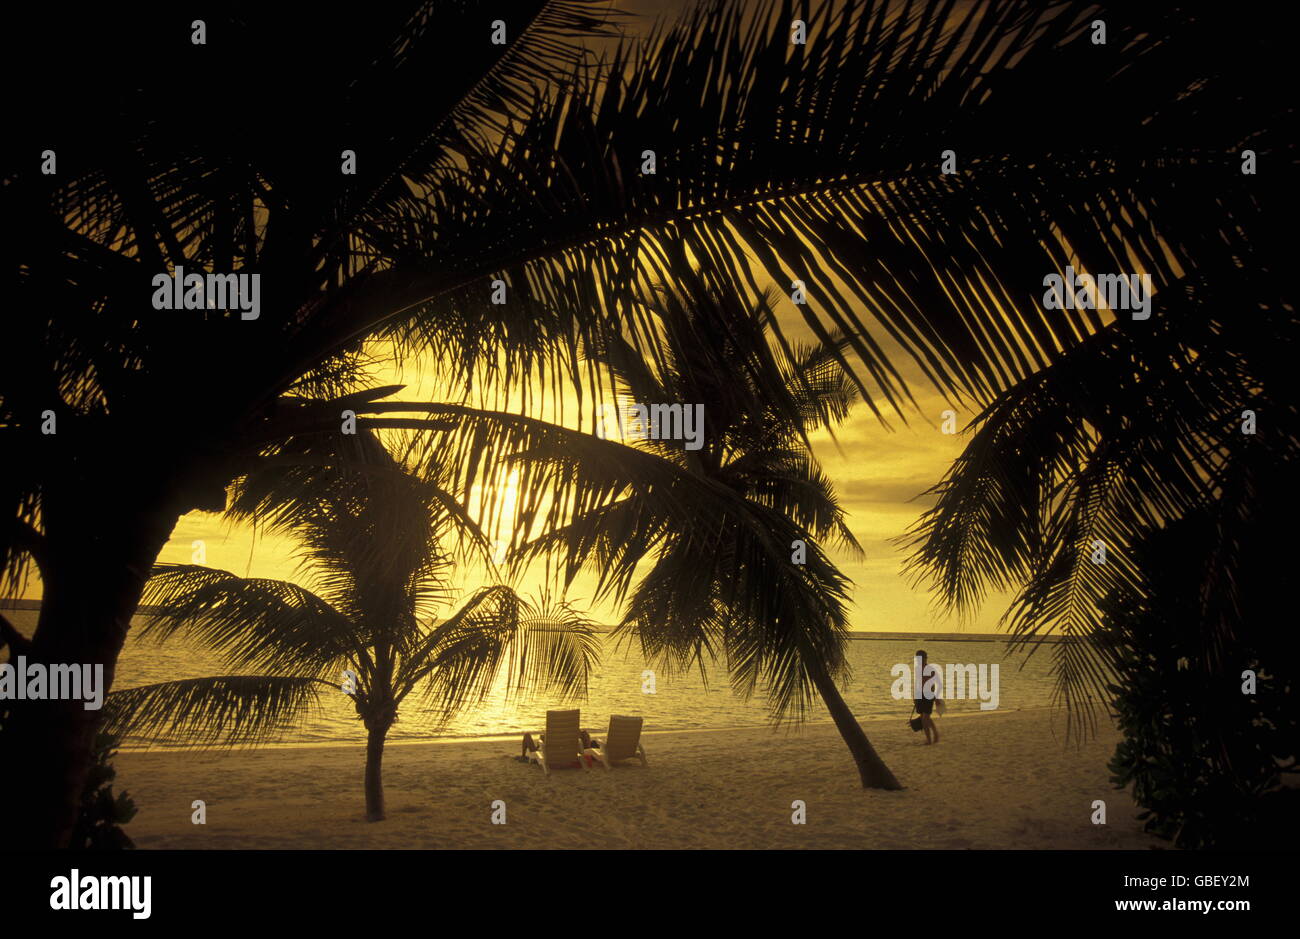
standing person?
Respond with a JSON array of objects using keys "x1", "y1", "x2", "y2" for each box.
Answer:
[{"x1": 913, "y1": 649, "x2": 942, "y2": 745}]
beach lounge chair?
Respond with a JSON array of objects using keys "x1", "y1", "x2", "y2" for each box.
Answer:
[
  {"x1": 527, "y1": 709, "x2": 587, "y2": 775},
  {"x1": 587, "y1": 715, "x2": 648, "y2": 771}
]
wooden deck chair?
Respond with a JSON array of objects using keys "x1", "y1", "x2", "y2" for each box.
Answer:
[
  {"x1": 528, "y1": 709, "x2": 587, "y2": 775},
  {"x1": 588, "y1": 715, "x2": 648, "y2": 771}
]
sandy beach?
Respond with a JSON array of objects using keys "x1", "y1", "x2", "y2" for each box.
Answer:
[{"x1": 112, "y1": 708, "x2": 1160, "y2": 850}]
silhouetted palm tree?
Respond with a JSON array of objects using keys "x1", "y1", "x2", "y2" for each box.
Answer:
[
  {"x1": 900, "y1": 302, "x2": 1300, "y2": 835},
  {"x1": 902, "y1": 289, "x2": 1300, "y2": 734},
  {"x1": 406, "y1": 283, "x2": 902, "y2": 787},
  {"x1": 107, "y1": 432, "x2": 597, "y2": 821},
  {"x1": 1, "y1": 0, "x2": 1287, "y2": 844}
]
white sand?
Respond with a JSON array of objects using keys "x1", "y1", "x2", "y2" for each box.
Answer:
[{"x1": 112, "y1": 708, "x2": 1160, "y2": 849}]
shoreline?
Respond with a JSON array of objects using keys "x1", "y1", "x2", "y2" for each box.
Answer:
[
  {"x1": 113, "y1": 703, "x2": 1062, "y2": 753},
  {"x1": 112, "y1": 708, "x2": 1158, "y2": 849}
]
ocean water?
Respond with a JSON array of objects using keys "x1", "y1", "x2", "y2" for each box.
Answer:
[{"x1": 2, "y1": 610, "x2": 1073, "y2": 750}]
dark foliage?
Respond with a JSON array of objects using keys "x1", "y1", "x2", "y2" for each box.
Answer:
[
  {"x1": 68, "y1": 731, "x2": 138, "y2": 851},
  {"x1": 1101, "y1": 500, "x2": 1299, "y2": 849}
]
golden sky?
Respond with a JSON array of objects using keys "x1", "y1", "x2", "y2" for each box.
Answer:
[
  {"x1": 15, "y1": 1, "x2": 1017, "y2": 634},
  {"x1": 136, "y1": 327, "x2": 1011, "y2": 634}
]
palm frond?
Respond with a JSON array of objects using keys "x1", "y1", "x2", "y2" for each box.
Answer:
[
  {"x1": 903, "y1": 281, "x2": 1300, "y2": 732},
  {"x1": 103, "y1": 675, "x2": 331, "y2": 749},
  {"x1": 400, "y1": 586, "x2": 600, "y2": 721},
  {"x1": 364, "y1": 0, "x2": 1291, "y2": 417},
  {"x1": 140, "y1": 564, "x2": 360, "y2": 677}
]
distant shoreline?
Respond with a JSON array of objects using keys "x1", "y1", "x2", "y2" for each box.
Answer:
[
  {"x1": 0, "y1": 598, "x2": 173, "y2": 615},
  {"x1": 0, "y1": 599, "x2": 1062, "y2": 641},
  {"x1": 0, "y1": 598, "x2": 43, "y2": 611},
  {"x1": 113, "y1": 705, "x2": 1060, "y2": 754},
  {"x1": 117, "y1": 704, "x2": 1061, "y2": 754}
]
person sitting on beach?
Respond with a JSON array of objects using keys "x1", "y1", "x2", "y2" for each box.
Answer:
[
  {"x1": 519, "y1": 728, "x2": 600, "y2": 765},
  {"x1": 913, "y1": 649, "x2": 943, "y2": 745}
]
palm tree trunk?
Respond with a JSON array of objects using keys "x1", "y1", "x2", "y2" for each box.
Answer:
[
  {"x1": 0, "y1": 490, "x2": 180, "y2": 847},
  {"x1": 364, "y1": 724, "x2": 389, "y2": 822},
  {"x1": 809, "y1": 663, "x2": 903, "y2": 790}
]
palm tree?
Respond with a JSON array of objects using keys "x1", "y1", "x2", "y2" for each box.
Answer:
[
  {"x1": 901, "y1": 289, "x2": 1300, "y2": 733},
  {"x1": 898, "y1": 297, "x2": 1300, "y2": 835},
  {"x1": 404, "y1": 282, "x2": 902, "y2": 787},
  {"x1": 106, "y1": 431, "x2": 598, "y2": 821},
  {"x1": 2, "y1": 0, "x2": 1284, "y2": 844}
]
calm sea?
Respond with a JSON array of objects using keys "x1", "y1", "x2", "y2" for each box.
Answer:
[{"x1": 3, "y1": 610, "x2": 1072, "y2": 750}]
